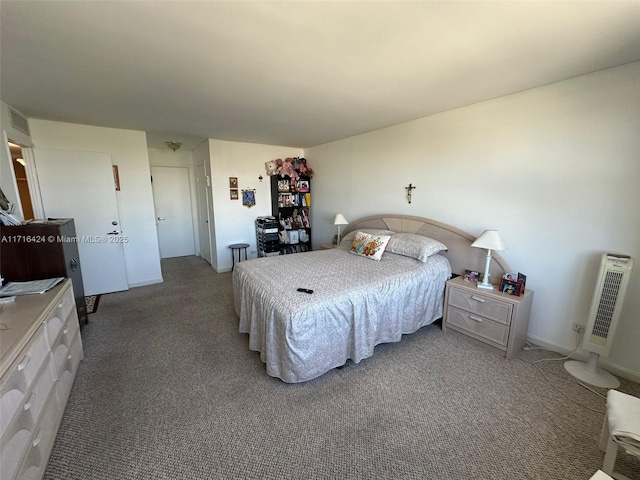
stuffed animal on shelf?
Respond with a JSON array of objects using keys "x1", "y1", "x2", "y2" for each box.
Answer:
[
  {"x1": 265, "y1": 160, "x2": 278, "y2": 176},
  {"x1": 280, "y1": 158, "x2": 299, "y2": 180},
  {"x1": 298, "y1": 158, "x2": 313, "y2": 178}
]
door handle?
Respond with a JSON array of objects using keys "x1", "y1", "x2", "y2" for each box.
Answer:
[
  {"x1": 157, "y1": 217, "x2": 165, "y2": 221},
  {"x1": 107, "y1": 230, "x2": 120, "y2": 235}
]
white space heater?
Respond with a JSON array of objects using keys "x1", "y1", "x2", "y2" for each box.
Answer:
[{"x1": 564, "y1": 253, "x2": 634, "y2": 389}]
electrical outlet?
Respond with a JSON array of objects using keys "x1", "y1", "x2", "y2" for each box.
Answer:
[{"x1": 572, "y1": 323, "x2": 585, "y2": 334}]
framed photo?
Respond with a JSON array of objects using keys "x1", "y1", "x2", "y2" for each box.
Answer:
[
  {"x1": 499, "y1": 278, "x2": 524, "y2": 296},
  {"x1": 230, "y1": 189, "x2": 239, "y2": 200},
  {"x1": 229, "y1": 177, "x2": 238, "y2": 188},
  {"x1": 297, "y1": 180, "x2": 309, "y2": 193},
  {"x1": 503, "y1": 272, "x2": 527, "y2": 293},
  {"x1": 464, "y1": 269, "x2": 481, "y2": 282}
]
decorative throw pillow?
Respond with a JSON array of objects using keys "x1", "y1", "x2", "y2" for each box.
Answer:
[
  {"x1": 349, "y1": 231, "x2": 392, "y2": 261},
  {"x1": 385, "y1": 233, "x2": 447, "y2": 262},
  {"x1": 339, "y1": 229, "x2": 395, "y2": 247}
]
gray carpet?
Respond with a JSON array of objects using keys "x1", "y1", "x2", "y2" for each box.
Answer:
[{"x1": 44, "y1": 256, "x2": 640, "y2": 479}]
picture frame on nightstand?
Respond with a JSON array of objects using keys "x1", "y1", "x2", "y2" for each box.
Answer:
[
  {"x1": 464, "y1": 269, "x2": 481, "y2": 282},
  {"x1": 499, "y1": 278, "x2": 524, "y2": 296}
]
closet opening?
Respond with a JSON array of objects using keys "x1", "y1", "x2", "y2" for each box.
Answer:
[{"x1": 8, "y1": 141, "x2": 34, "y2": 220}]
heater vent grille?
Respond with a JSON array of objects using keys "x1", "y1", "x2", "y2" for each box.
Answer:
[
  {"x1": 583, "y1": 253, "x2": 634, "y2": 357},
  {"x1": 592, "y1": 270, "x2": 623, "y2": 339}
]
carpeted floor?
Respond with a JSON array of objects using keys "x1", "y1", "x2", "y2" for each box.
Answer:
[{"x1": 45, "y1": 256, "x2": 640, "y2": 479}]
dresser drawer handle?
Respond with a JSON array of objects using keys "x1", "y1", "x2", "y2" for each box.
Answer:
[
  {"x1": 32, "y1": 428, "x2": 42, "y2": 447},
  {"x1": 468, "y1": 314, "x2": 483, "y2": 322},
  {"x1": 24, "y1": 392, "x2": 36, "y2": 411},
  {"x1": 18, "y1": 355, "x2": 30, "y2": 371},
  {"x1": 470, "y1": 295, "x2": 485, "y2": 303}
]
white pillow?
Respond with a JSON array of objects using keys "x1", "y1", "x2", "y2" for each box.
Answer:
[
  {"x1": 385, "y1": 233, "x2": 447, "y2": 262},
  {"x1": 349, "y1": 231, "x2": 392, "y2": 261}
]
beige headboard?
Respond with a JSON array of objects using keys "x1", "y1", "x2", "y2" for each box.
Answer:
[{"x1": 342, "y1": 214, "x2": 511, "y2": 281}]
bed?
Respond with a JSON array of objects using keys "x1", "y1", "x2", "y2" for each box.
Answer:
[{"x1": 233, "y1": 214, "x2": 510, "y2": 383}]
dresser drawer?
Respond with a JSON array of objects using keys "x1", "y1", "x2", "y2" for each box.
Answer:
[
  {"x1": 0, "y1": 325, "x2": 49, "y2": 437},
  {"x1": 446, "y1": 306, "x2": 509, "y2": 348},
  {"x1": 43, "y1": 284, "x2": 75, "y2": 349},
  {"x1": 15, "y1": 389, "x2": 62, "y2": 480},
  {"x1": 55, "y1": 331, "x2": 83, "y2": 408},
  {"x1": 448, "y1": 287, "x2": 513, "y2": 325},
  {"x1": 1, "y1": 358, "x2": 56, "y2": 441}
]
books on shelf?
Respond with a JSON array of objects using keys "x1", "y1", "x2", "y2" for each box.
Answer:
[{"x1": 0, "y1": 277, "x2": 65, "y2": 297}]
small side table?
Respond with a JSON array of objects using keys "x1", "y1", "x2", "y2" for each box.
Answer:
[
  {"x1": 443, "y1": 276, "x2": 533, "y2": 359},
  {"x1": 229, "y1": 243, "x2": 249, "y2": 270}
]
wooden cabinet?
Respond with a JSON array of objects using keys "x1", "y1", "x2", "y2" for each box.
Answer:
[
  {"x1": 0, "y1": 219, "x2": 87, "y2": 325},
  {"x1": 270, "y1": 175, "x2": 312, "y2": 254},
  {"x1": 443, "y1": 276, "x2": 533, "y2": 359},
  {"x1": 0, "y1": 279, "x2": 83, "y2": 480}
]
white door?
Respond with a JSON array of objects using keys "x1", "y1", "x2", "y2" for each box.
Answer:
[
  {"x1": 33, "y1": 149, "x2": 129, "y2": 295},
  {"x1": 196, "y1": 162, "x2": 212, "y2": 264},
  {"x1": 151, "y1": 166, "x2": 195, "y2": 258}
]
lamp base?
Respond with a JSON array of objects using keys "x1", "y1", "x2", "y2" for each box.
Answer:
[{"x1": 477, "y1": 282, "x2": 494, "y2": 290}]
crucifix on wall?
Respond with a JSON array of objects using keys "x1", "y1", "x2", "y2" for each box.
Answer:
[{"x1": 405, "y1": 184, "x2": 416, "y2": 204}]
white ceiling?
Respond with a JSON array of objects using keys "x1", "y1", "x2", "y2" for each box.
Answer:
[{"x1": 2, "y1": 1, "x2": 640, "y2": 150}]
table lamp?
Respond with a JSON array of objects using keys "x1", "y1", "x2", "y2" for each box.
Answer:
[
  {"x1": 471, "y1": 230, "x2": 506, "y2": 289},
  {"x1": 334, "y1": 214, "x2": 349, "y2": 245}
]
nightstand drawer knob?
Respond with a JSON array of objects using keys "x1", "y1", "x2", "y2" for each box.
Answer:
[
  {"x1": 470, "y1": 295, "x2": 485, "y2": 303},
  {"x1": 468, "y1": 314, "x2": 483, "y2": 322}
]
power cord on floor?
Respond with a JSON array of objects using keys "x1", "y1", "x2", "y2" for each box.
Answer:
[{"x1": 520, "y1": 332, "x2": 606, "y2": 413}]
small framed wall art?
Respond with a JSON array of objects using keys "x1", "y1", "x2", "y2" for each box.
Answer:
[
  {"x1": 229, "y1": 177, "x2": 238, "y2": 188},
  {"x1": 230, "y1": 189, "x2": 239, "y2": 200}
]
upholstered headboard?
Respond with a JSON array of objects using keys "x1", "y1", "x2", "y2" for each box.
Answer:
[{"x1": 342, "y1": 214, "x2": 511, "y2": 281}]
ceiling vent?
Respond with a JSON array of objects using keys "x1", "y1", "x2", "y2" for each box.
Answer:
[{"x1": 9, "y1": 108, "x2": 30, "y2": 136}]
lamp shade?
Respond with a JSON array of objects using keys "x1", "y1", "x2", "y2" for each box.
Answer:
[
  {"x1": 471, "y1": 230, "x2": 506, "y2": 251},
  {"x1": 333, "y1": 214, "x2": 349, "y2": 226}
]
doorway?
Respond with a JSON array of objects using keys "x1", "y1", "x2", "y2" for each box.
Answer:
[
  {"x1": 8, "y1": 141, "x2": 34, "y2": 219},
  {"x1": 33, "y1": 148, "x2": 129, "y2": 295},
  {"x1": 150, "y1": 166, "x2": 196, "y2": 258}
]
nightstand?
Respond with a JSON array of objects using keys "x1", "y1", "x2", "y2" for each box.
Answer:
[{"x1": 443, "y1": 276, "x2": 533, "y2": 359}]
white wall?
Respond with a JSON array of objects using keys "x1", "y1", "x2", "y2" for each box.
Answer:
[
  {"x1": 147, "y1": 146, "x2": 200, "y2": 256},
  {"x1": 28, "y1": 120, "x2": 163, "y2": 288},
  {"x1": 305, "y1": 62, "x2": 640, "y2": 379},
  {"x1": 208, "y1": 139, "x2": 302, "y2": 272}
]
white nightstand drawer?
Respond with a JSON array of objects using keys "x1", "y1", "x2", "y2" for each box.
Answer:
[
  {"x1": 448, "y1": 287, "x2": 513, "y2": 326},
  {"x1": 446, "y1": 306, "x2": 509, "y2": 348}
]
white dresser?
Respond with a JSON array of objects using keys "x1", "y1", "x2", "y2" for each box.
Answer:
[{"x1": 0, "y1": 279, "x2": 83, "y2": 480}]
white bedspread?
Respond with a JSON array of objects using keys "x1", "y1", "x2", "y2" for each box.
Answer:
[{"x1": 233, "y1": 246, "x2": 451, "y2": 383}]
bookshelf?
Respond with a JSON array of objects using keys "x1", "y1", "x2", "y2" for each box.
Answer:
[{"x1": 270, "y1": 175, "x2": 312, "y2": 254}]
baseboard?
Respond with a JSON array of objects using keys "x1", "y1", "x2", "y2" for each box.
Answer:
[
  {"x1": 128, "y1": 277, "x2": 164, "y2": 288},
  {"x1": 526, "y1": 333, "x2": 640, "y2": 384}
]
